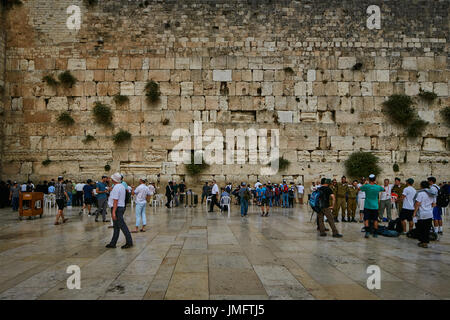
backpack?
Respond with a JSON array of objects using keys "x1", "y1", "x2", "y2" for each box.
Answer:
[
  {"x1": 436, "y1": 186, "x2": 449, "y2": 208},
  {"x1": 243, "y1": 189, "x2": 251, "y2": 201},
  {"x1": 265, "y1": 188, "x2": 273, "y2": 198},
  {"x1": 376, "y1": 226, "x2": 399, "y2": 237},
  {"x1": 388, "y1": 218, "x2": 403, "y2": 233},
  {"x1": 283, "y1": 184, "x2": 288, "y2": 193},
  {"x1": 288, "y1": 189, "x2": 294, "y2": 197},
  {"x1": 309, "y1": 189, "x2": 323, "y2": 213},
  {"x1": 275, "y1": 188, "x2": 281, "y2": 196}
]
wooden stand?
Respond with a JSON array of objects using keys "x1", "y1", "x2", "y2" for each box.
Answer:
[{"x1": 19, "y1": 192, "x2": 44, "y2": 220}]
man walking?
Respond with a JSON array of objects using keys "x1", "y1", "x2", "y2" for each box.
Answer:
[
  {"x1": 260, "y1": 183, "x2": 270, "y2": 217},
  {"x1": 359, "y1": 174, "x2": 385, "y2": 238},
  {"x1": 54, "y1": 176, "x2": 69, "y2": 225},
  {"x1": 82, "y1": 179, "x2": 95, "y2": 215},
  {"x1": 317, "y1": 178, "x2": 343, "y2": 238},
  {"x1": 209, "y1": 179, "x2": 222, "y2": 212},
  {"x1": 95, "y1": 176, "x2": 110, "y2": 222},
  {"x1": 132, "y1": 177, "x2": 151, "y2": 233},
  {"x1": 201, "y1": 182, "x2": 209, "y2": 204},
  {"x1": 106, "y1": 173, "x2": 133, "y2": 249},
  {"x1": 75, "y1": 181, "x2": 85, "y2": 207},
  {"x1": 165, "y1": 181, "x2": 174, "y2": 208}
]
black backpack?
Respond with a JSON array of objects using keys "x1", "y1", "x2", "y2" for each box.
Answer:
[
  {"x1": 436, "y1": 186, "x2": 449, "y2": 208},
  {"x1": 388, "y1": 218, "x2": 403, "y2": 233}
]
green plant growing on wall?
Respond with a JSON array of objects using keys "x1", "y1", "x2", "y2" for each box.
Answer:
[
  {"x1": 42, "y1": 75, "x2": 59, "y2": 88},
  {"x1": 83, "y1": 0, "x2": 98, "y2": 7},
  {"x1": 351, "y1": 63, "x2": 363, "y2": 71},
  {"x1": 393, "y1": 163, "x2": 400, "y2": 172},
  {"x1": 278, "y1": 157, "x2": 290, "y2": 171},
  {"x1": 382, "y1": 94, "x2": 415, "y2": 125},
  {"x1": 57, "y1": 112, "x2": 75, "y2": 126},
  {"x1": 92, "y1": 102, "x2": 113, "y2": 126},
  {"x1": 283, "y1": 67, "x2": 294, "y2": 74},
  {"x1": 58, "y1": 71, "x2": 77, "y2": 88},
  {"x1": 113, "y1": 129, "x2": 132, "y2": 145},
  {"x1": 440, "y1": 107, "x2": 450, "y2": 127},
  {"x1": 113, "y1": 95, "x2": 129, "y2": 106},
  {"x1": 406, "y1": 119, "x2": 428, "y2": 137},
  {"x1": 1, "y1": 0, "x2": 22, "y2": 10},
  {"x1": 104, "y1": 164, "x2": 111, "y2": 172},
  {"x1": 82, "y1": 134, "x2": 96, "y2": 144},
  {"x1": 418, "y1": 89, "x2": 437, "y2": 102},
  {"x1": 162, "y1": 118, "x2": 169, "y2": 125},
  {"x1": 145, "y1": 80, "x2": 160, "y2": 104},
  {"x1": 344, "y1": 151, "x2": 381, "y2": 178},
  {"x1": 42, "y1": 159, "x2": 51, "y2": 166},
  {"x1": 185, "y1": 153, "x2": 209, "y2": 176}
]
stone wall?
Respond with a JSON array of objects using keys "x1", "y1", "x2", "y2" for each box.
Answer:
[{"x1": 1, "y1": 0, "x2": 449, "y2": 190}]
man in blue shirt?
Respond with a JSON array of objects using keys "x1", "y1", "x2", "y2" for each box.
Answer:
[
  {"x1": 260, "y1": 183, "x2": 270, "y2": 217},
  {"x1": 82, "y1": 179, "x2": 95, "y2": 215},
  {"x1": 95, "y1": 176, "x2": 110, "y2": 222},
  {"x1": 359, "y1": 174, "x2": 385, "y2": 238}
]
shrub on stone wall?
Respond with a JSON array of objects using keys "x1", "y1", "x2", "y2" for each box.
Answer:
[
  {"x1": 113, "y1": 129, "x2": 132, "y2": 145},
  {"x1": 162, "y1": 118, "x2": 169, "y2": 125},
  {"x1": 1, "y1": 0, "x2": 22, "y2": 10},
  {"x1": 344, "y1": 151, "x2": 381, "y2": 178},
  {"x1": 92, "y1": 102, "x2": 113, "y2": 126},
  {"x1": 57, "y1": 111, "x2": 75, "y2": 126},
  {"x1": 83, "y1": 0, "x2": 97, "y2": 7},
  {"x1": 185, "y1": 153, "x2": 209, "y2": 176},
  {"x1": 393, "y1": 163, "x2": 400, "y2": 172},
  {"x1": 418, "y1": 89, "x2": 437, "y2": 102},
  {"x1": 351, "y1": 63, "x2": 363, "y2": 71},
  {"x1": 58, "y1": 71, "x2": 77, "y2": 88},
  {"x1": 104, "y1": 164, "x2": 111, "y2": 172},
  {"x1": 145, "y1": 80, "x2": 160, "y2": 104},
  {"x1": 42, "y1": 159, "x2": 51, "y2": 166},
  {"x1": 406, "y1": 119, "x2": 428, "y2": 137},
  {"x1": 382, "y1": 94, "x2": 415, "y2": 125},
  {"x1": 113, "y1": 94, "x2": 129, "y2": 106},
  {"x1": 440, "y1": 107, "x2": 450, "y2": 127},
  {"x1": 82, "y1": 134, "x2": 96, "y2": 144},
  {"x1": 278, "y1": 157, "x2": 290, "y2": 171},
  {"x1": 283, "y1": 67, "x2": 294, "y2": 74},
  {"x1": 42, "y1": 75, "x2": 59, "y2": 88}
]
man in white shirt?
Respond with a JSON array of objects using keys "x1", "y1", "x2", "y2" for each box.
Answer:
[
  {"x1": 414, "y1": 180, "x2": 436, "y2": 248},
  {"x1": 357, "y1": 178, "x2": 366, "y2": 223},
  {"x1": 21, "y1": 183, "x2": 27, "y2": 192},
  {"x1": 297, "y1": 183, "x2": 305, "y2": 204},
  {"x1": 208, "y1": 179, "x2": 222, "y2": 212},
  {"x1": 106, "y1": 173, "x2": 133, "y2": 249},
  {"x1": 254, "y1": 180, "x2": 262, "y2": 189},
  {"x1": 427, "y1": 176, "x2": 443, "y2": 235},
  {"x1": 400, "y1": 178, "x2": 416, "y2": 234},
  {"x1": 379, "y1": 179, "x2": 393, "y2": 222},
  {"x1": 131, "y1": 177, "x2": 151, "y2": 233},
  {"x1": 75, "y1": 182, "x2": 85, "y2": 207}
]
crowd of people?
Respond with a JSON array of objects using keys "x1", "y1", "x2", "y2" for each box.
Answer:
[{"x1": 1, "y1": 173, "x2": 448, "y2": 249}]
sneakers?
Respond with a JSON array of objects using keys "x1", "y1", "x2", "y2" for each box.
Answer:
[
  {"x1": 373, "y1": 233, "x2": 378, "y2": 238},
  {"x1": 105, "y1": 244, "x2": 116, "y2": 248},
  {"x1": 365, "y1": 232, "x2": 370, "y2": 238},
  {"x1": 342, "y1": 218, "x2": 347, "y2": 222},
  {"x1": 334, "y1": 218, "x2": 339, "y2": 223},
  {"x1": 438, "y1": 231, "x2": 443, "y2": 235},
  {"x1": 121, "y1": 244, "x2": 133, "y2": 249},
  {"x1": 332, "y1": 234, "x2": 343, "y2": 238},
  {"x1": 418, "y1": 242, "x2": 428, "y2": 248}
]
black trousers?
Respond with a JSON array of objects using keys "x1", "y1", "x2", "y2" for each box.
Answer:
[
  {"x1": 416, "y1": 218, "x2": 433, "y2": 244},
  {"x1": 109, "y1": 207, "x2": 132, "y2": 246},
  {"x1": 209, "y1": 194, "x2": 221, "y2": 212},
  {"x1": 165, "y1": 194, "x2": 172, "y2": 207},
  {"x1": 76, "y1": 191, "x2": 83, "y2": 206}
]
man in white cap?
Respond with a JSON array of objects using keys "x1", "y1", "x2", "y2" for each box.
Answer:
[
  {"x1": 131, "y1": 177, "x2": 151, "y2": 233},
  {"x1": 358, "y1": 174, "x2": 384, "y2": 238},
  {"x1": 106, "y1": 173, "x2": 133, "y2": 249}
]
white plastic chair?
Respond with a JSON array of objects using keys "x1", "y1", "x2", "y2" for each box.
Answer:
[
  {"x1": 151, "y1": 194, "x2": 159, "y2": 207},
  {"x1": 44, "y1": 194, "x2": 56, "y2": 216},
  {"x1": 206, "y1": 196, "x2": 212, "y2": 210},
  {"x1": 220, "y1": 196, "x2": 231, "y2": 218}
]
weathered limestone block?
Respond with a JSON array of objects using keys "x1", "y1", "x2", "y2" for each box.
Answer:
[
  {"x1": 68, "y1": 58, "x2": 86, "y2": 70},
  {"x1": 330, "y1": 136, "x2": 353, "y2": 151},
  {"x1": 422, "y1": 138, "x2": 446, "y2": 152},
  {"x1": 47, "y1": 97, "x2": 68, "y2": 111},
  {"x1": 300, "y1": 112, "x2": 317, "y2": 122},
  {"x1": 338, "y1": 57, "x2": 356, "y2": 69},
  {"x1": 277, "y1": 111, "x2": 293, "y2": 123}
]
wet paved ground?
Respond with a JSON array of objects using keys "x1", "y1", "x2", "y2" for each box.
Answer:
[{"x1": 0, "y1": 203, "x2": 449, "y2": 300}]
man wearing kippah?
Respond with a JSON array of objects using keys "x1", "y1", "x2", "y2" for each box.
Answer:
[
  {"x1": 359, "y1": 174, "x2": 384, "y2": 238},
  {"x1": 400, "y1": 178, "x2": 416, "y2": 235}
]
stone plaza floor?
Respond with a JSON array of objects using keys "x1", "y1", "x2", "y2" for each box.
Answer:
[{"x1": 0, "y1": 203, "x2": 449, "y2": 300}]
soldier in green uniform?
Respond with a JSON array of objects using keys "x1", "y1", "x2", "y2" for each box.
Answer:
[
  {"x1": 391, "y1": 177, "x2": 406, "y2": 218},
  {"x1": 334, "y1": 176, "x2": 349, "y2": 222},
  {"x1": 347, "y1": 180, "x2": 359, "y2": 222}
]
